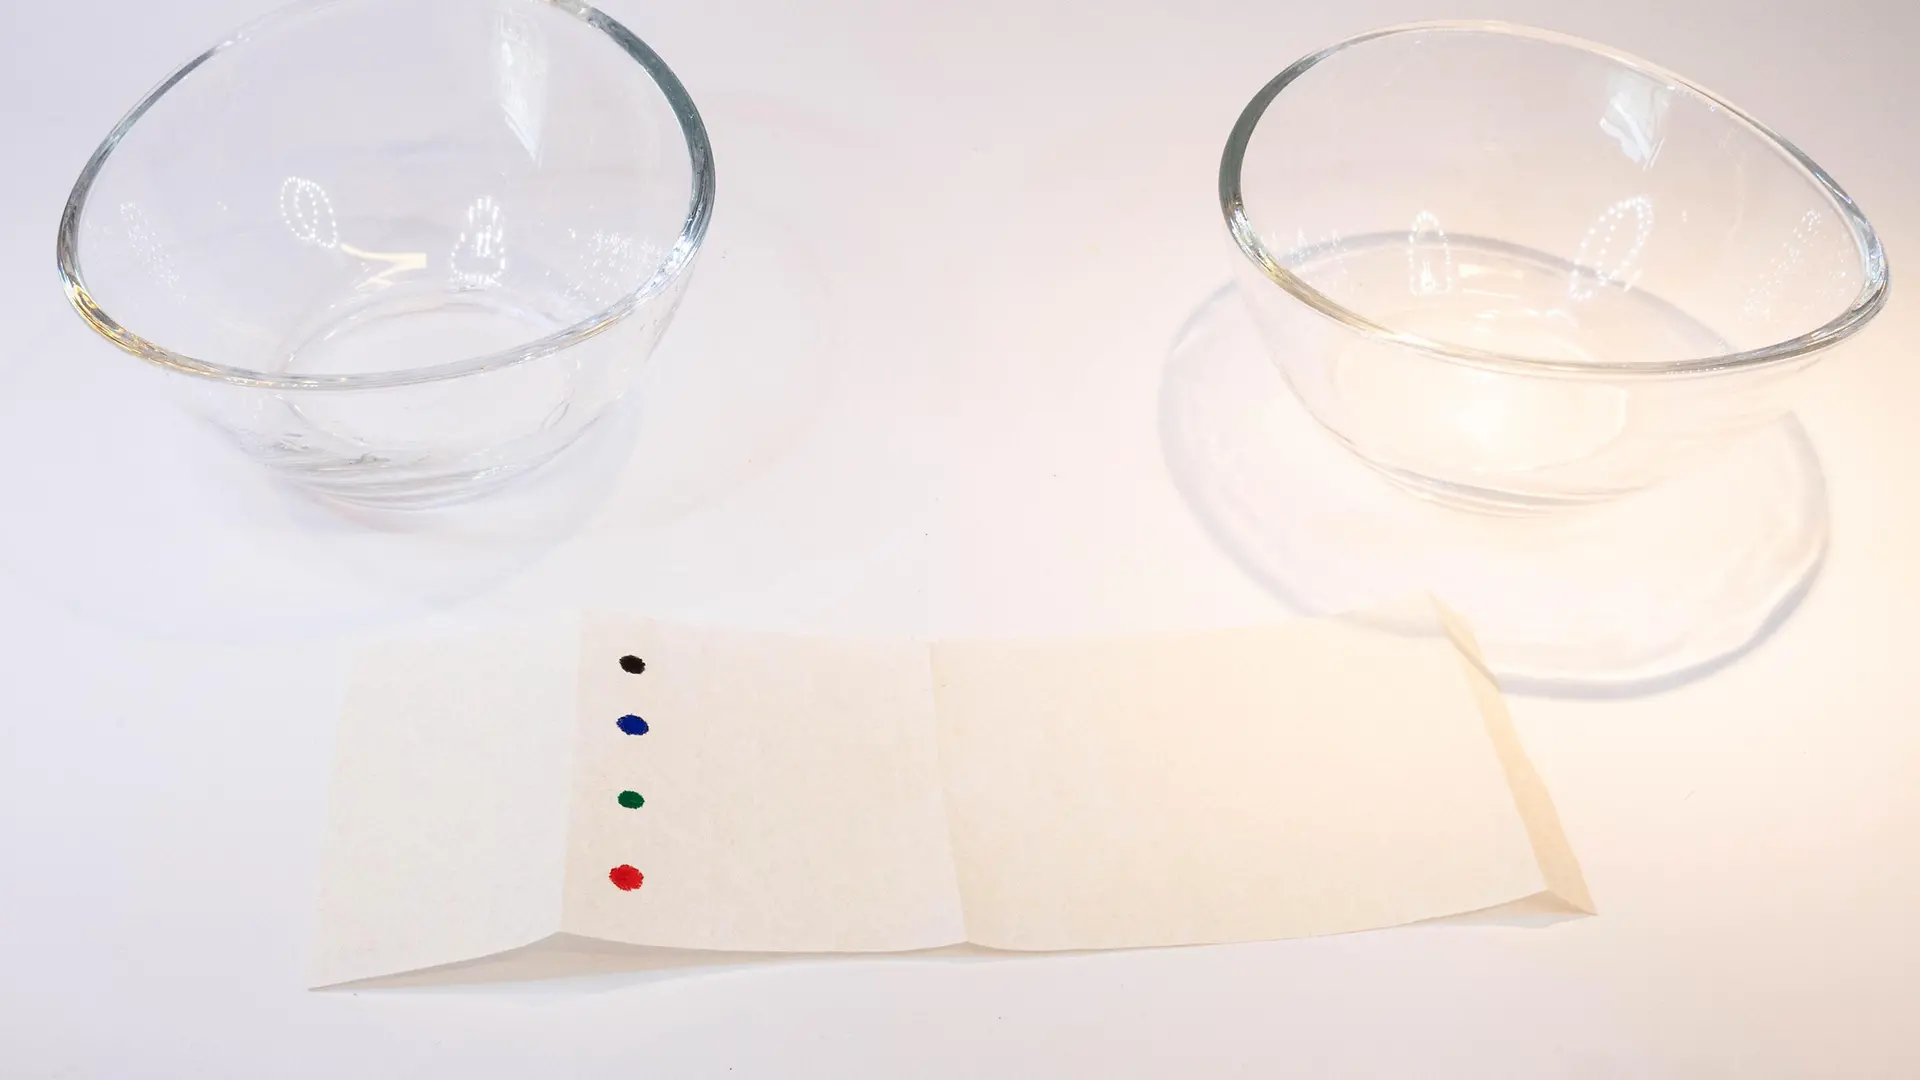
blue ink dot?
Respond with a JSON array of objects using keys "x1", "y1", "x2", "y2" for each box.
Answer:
[{"x1": 616, "y1": 714, "x2": 650, "y2": 736}]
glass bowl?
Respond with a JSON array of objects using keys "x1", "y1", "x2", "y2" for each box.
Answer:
[
  {"x1": 58, "y1": 0, "x2": 714, "y2": 507},
  {"x1": 1220, "y1": 22, "x2": 1887, "y2": 513}
]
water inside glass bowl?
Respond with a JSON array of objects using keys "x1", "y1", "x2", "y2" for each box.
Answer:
[
  {"x1": 1224, "y1": 23, "x2": 1886, "y2": 511},
  {"x1": 1302, "y1": 233, "x2": 1731, "y2": 480}
]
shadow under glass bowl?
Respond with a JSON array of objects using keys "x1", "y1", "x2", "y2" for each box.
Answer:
[
  {"x1": 1220, "y1": 21, "x2": 1887, "y2": 513},
  {"x1": 58, "y1": 0, "x2": 714, "y2": 508}
]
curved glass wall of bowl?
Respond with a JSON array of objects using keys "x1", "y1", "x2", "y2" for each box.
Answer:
[
  {"x1": 1161, "y1": 286, "x2": 1825, "y2": 695},
  {"x1": 1204, "y1": 23, "x2": 1886, "y2": 691},
  {"x1": 1221, "y1": 22, "x2": 1884, "y2": 514},
  {"x1": 58, "y1": 0, "x2": 715, "y2": 508}
]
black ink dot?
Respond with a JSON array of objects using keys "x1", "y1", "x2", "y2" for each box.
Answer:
[{"x1": 619, "y1": 655, "x2": 646, "y2": 674}]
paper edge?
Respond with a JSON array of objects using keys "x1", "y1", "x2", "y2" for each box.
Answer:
[
  {"x1": 1429, "y1": 597, "x2": 1597, "y2": 916},
  {"x1": 311, "y1": 933, "x2": 1002, "y2": 990},
  {"x1": 315, "y1": 892, "x2": 1589, "y2": 989}
]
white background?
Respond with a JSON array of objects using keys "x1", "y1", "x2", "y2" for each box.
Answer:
[{"x1": 2, "y1": 0, "x2": 1916, "y2": 1076}]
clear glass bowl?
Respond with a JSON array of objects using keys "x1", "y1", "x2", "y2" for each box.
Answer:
[
  {"x1": 1221, "y1": 22, "x2": 1887, "y2": 512},
  {"x1": 59, "y1": 0, "x2": 714, "y2": 507}
]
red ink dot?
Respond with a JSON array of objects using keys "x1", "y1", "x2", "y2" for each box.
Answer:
[{"x1": 608, "y1": 864, "x2": 644, "y2": 891}]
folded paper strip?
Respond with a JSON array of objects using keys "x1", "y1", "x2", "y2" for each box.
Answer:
[{"x1": 312, "y1": 599, "x2": 1589, "y2": 988}]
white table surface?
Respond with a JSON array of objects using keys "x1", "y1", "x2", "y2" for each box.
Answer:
[{"x1": 3, "y1": 1, "x2": 1916, "y2": 1076}]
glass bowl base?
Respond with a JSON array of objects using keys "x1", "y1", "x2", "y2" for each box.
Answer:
[{"x1": 205, "y1": 286, "x2": 605, "y2": 509}]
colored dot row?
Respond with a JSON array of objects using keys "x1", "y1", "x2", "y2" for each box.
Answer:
[{"x1": 609, "y1": 653, "x2": 649, "y2": 892}]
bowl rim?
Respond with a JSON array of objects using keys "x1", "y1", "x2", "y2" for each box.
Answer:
[
  {"x1": 55, "y1": 0, "x2": 716, "y2": 392},
  {"x1": 1218, "y1": 20, "x2": 1891, "y2": 378}
]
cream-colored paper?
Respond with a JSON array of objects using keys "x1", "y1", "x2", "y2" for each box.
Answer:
[
  {"x1": 559, "y1": 615, "x2": 965, "y2": 952},
  {"x1": 312, "y1": 600, "x2": 1590, "y2": 988},
  {"x1": 931, "y1": 601, "x2": 1590, "y2": 951},
  {"x1": 312, "y1": 618, "x2": 580, "y2": 989}
]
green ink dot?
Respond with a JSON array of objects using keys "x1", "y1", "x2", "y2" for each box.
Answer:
[{"x1": 617, "y1": 790, "x2": 645, "y2": 809}]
